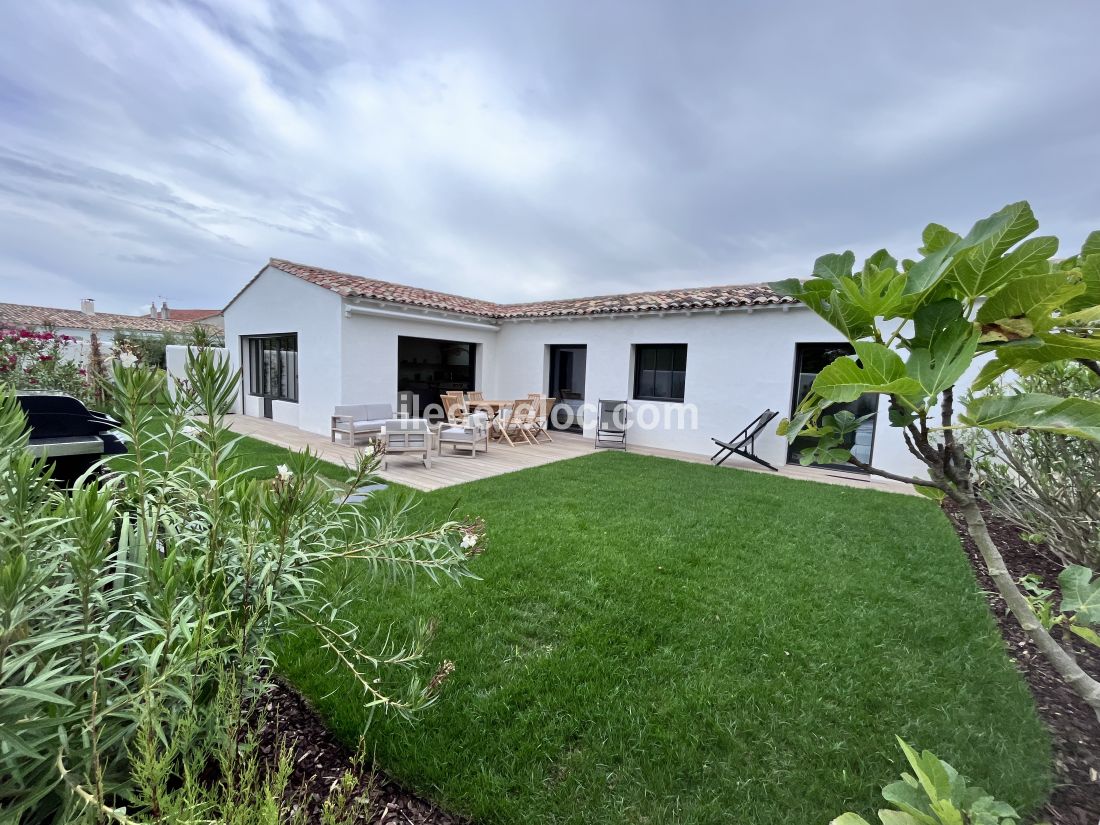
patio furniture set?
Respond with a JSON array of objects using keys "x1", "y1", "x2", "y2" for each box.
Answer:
[
  {"x1": 331, "y1": 396, "x2": 777, "y2": 472},
  {"x1": 329, "y1": 393, "x2": 557, "y2": 470}
]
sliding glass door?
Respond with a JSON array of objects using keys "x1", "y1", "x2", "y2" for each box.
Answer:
[
  {"x1": 548, "y1": 345, "x2": 587, "y2": 431},
  {"x1": 788, "y1": 343, "x2": 877, "y2": 468}
]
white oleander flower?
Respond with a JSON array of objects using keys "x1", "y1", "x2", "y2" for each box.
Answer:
[
  {"x1": 118, "y1": 352, "x2": 138, "y2": 368},
  {"x1": 276, "y1": 464, "x2": 293, "y2": 482},
  {"x1": 461, "y1": 532, "x2": 478, "y2": 550},
  {"x1": 362, "y1": 445, "x2": 375, "y2": 458}
]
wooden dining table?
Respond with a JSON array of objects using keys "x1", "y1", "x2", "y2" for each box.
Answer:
[{"x1": 467, "y1": 399, "x2": 511, "y2": 416}]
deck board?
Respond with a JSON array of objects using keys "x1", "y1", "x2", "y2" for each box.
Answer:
[{"x1": 225, "y1": 415, "x2": 914, "y2": 495}]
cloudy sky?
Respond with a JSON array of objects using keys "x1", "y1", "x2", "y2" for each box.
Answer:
[{"x1": 1, "y1": 1, "x2": 1098, "y2": 315}]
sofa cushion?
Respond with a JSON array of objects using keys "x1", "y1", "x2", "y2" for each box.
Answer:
[
  {"x1": 334, "y1": 404, "x2": 370, "y2": 419},
  {"x1": 349, "y1": 418, "x2": 385, "y2": 429},
  {"x1": 365, "y1": 403, "x2": 393, "y2": 420}
]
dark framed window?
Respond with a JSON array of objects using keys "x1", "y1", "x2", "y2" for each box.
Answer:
[
  {"x1": 247, "y1": 334, "x2": 298, "y2": 401},
  {"x1": 633, "y1": 344, "x2": 687, "y2": 402}
]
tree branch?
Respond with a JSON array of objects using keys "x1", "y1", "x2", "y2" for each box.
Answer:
[
  {"x1": 845, "y1": 456, "x2": 948, "y2": 490},
  {"x1": 957, "y1": 499, "x2": 1100, "y2": 724}
]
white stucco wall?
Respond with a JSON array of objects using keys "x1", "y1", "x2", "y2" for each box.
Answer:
[
  {"x1": 494, "y1": 306, "x2": 933, "y2": 478},
  {"x1": 221, "y1": 266, "x2": 971, "y2": 480},
  {"x1": 164, "y1": 344, "x2": 235, "y2": 408},
  {"x1": 222, "y1": 266, "x2": 343, "y2": 434},
  {"x1": 339, "y1": 308, "x2": 500, "y2": 417}
]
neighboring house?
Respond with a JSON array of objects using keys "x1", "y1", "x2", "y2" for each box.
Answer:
[
  {"x1": 0, "y1": 299, "x2": 210, "y2": 346},
  {"x1": 223, "y1": 258, "x2": 959, "y2": 479},
  {"x1": 146, "y1": 301, "x2": 225, "y2": 330}
]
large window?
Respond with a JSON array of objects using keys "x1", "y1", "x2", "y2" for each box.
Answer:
[
  {"x1": 247, "y1": 334, "x2": 298, "y2": 401},
  {"x1": 633, "y1": 344, "x2": 687, "y2": 402},
  {"x1": 397, "y1": 336, "x2": 476, "y2": 416}
]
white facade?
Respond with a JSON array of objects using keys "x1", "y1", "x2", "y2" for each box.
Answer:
[{"x1": 223, "y1": 265, "x2": 934, "y2": 479}]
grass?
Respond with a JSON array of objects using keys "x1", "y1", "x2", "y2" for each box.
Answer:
[
  {"x1": 111, "y1": 420, "x2": 354, "y2": 483},
  {"x1": 274, "y1": 451, "x2": 1052, "y2": 825}
]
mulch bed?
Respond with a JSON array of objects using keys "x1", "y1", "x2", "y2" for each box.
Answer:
[
  {"x1": 942, "y1": 501, "x2": 1100, "y2": 824},
  {"x1": 255, "y1": 676, "x2": 467, "y2": 824}
]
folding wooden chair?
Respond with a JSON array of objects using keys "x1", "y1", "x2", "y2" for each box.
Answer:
[
  {"x1": 710, "y1": 410, "x2": 779, "y2": 470},
  {"x1": 442, "y1": 393, "x2": 469, "y2": 424}
]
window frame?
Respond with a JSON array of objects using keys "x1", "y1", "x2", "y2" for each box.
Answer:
[
  {"x1": 632, "y1": 343, "x2": 688, "y2": 402},
  {"x1": 246, "y1": 334, "x2": 299, "y2": 402}
]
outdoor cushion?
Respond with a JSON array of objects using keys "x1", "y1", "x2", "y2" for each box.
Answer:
[
  {"x1": 350, "y1": 418, "x2": 387, "y2": 429},
  {"x1": 364, "y1": 403, "x2": 393, "y2": 420}
]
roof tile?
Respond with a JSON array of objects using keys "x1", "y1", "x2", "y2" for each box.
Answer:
[
  {"x1": 0, "y1": 302, "x2": 215, "y2": 334},
  {"x1": 267, "y1": 259, "x2": 794, "y2": 319}
]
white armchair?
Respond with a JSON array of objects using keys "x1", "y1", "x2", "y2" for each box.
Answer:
[
  {"x1": 381, "y1": 418, "x2": 433, "y2": 469},
  {"x1": 438, "y1": 412, "x2": 489, "y2": 458}
]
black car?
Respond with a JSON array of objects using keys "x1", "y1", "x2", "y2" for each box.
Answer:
[{"x1": 18, "y1": 393, "x2": 128, "y2": 485}]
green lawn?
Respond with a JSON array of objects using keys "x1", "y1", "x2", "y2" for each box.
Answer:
[{"x1": 274, "y1": 451, "x2": 1051, "y2": 825}]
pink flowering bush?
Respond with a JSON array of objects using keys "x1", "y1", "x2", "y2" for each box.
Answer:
[{"x1": 0, "y1": 327, "x2": 91, "y2": 400}]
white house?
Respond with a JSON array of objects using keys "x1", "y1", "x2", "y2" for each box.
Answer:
[{"x1": 223, "y1": 258, "x2": 931, "y2": 478}]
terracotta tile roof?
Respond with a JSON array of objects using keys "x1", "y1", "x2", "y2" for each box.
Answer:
[
  {"x1": 268, "y1": 259, "x2": 500, "y2": 316},
  {"x1": 167, "y1": 308, "x2": 222, "y2": 322},
  {"x1": 0, "y1": 302, "x2": 214, "y2": 334},
  {"x1": 266, "y1": 258, "x2": 794, "y2": 320}
]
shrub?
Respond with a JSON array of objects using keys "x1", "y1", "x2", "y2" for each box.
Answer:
[
  {"x1": 0, "y1": 349, "x2": 479, "y2": 822},
  {"x1": 831, "y1": 738, "x2": 1021, "y2": 825},
  {"x1": 0, "y1": 327, "x2": 90, "y2": 400},
  {"x1": 969, "y1": 362, "x2": 1100, "y2": 567}
]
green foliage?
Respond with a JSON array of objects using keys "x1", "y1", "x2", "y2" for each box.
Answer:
[
  {"x1": 0, "y1": 350, "x2": 478, "y2": 822},
  {"x1": 771, "y1": 201, "x2": 1100, "y2": 471},
  {"x1": 831, "y1": 738, "x2": 1021, "y2": 825},
  {"x1": 967, "y1": 362, "x2": 1100, "y2": 567},
  {"x1": 0, "y1": 328, "x2": 90, "y2": 401}
]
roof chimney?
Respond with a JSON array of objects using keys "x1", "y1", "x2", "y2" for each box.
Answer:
[
  {"x1": 80, "y1": 298, "x2": 95, "y2": 316},
  {"x1": 160, "y1": 300, "x2": 170, "y2": 320},
  {"x1": 150, "y1": 301, "x2": 157, "y2": 318}
]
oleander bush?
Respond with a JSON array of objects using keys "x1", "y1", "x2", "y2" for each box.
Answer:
[
  {"x1": 0, "y1": 327, "x2": 90, "y2": 400},
  {"x1": 969, "y1": 362, "x2": 1100, "y2": 568},
  {"x1": 0, "y1": 348, "x2": 479, "y2": 823}
]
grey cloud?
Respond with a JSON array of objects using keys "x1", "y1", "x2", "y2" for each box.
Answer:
[{"x1": 0, "y1": 0, "x2": 1098, "y2": 314}]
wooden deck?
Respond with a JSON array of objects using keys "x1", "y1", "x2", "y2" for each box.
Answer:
[{"x1": 225, "y1": 415, "x2": 915, "y2": 495}]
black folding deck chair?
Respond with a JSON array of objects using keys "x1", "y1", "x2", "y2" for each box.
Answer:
[
  {"x1": 594, "y1": 399, "x2": 628, "y2": 449},
  {"x1": 710, "y1": 409, "x2": 779, "y2": 470}
]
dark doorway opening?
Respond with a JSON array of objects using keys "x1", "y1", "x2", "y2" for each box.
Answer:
[
  {"x1": 398, "y1": 336, "x2": 476, "y2": 418},
  {"x1": 548, "y1": 345, "x2": 587, "y2": 431},
  {"x1": 788, "y1": 342, "x2": 877, "y2": 469}
]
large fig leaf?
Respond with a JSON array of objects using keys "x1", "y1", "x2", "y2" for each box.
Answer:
[
  {"x1": 906, "y1": 301, "x2": 980, "y2": 395},
  {"x1": 920, "y1": 223, "x2": 961, "y2": 255},
  {"x1": 1059, "y1": 565, "x2": 1100, "y2": 624},
  {"x1": 811, "y1": 342, "x2": 924, "y2": 403},
  {"x1": 976, "y1": 272, "x2": 1083, "y2": 330},
  {"x1": 770, "y1": 278, "x2": 877, "y2": 340},
  {"x1": 814, "y1": 250, "x2": 857, "y2": 285},
  {"x1": 962, "y1": 393, "x2": 1100, "y2": 441},
  {"x1": 946, "y1": 202, "x2": 1040, "y2": 295}
]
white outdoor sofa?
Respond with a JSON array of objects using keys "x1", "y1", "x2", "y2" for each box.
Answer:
[
  {"x1": 331, "y1": 403, "x2": 393, "y2": 445},
  {"x1": 381, "y1": 418, "x2": 433, "y2": 469},
  {"x1": 438, "y1": 412, "x2": 489, "y2": 458}
]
